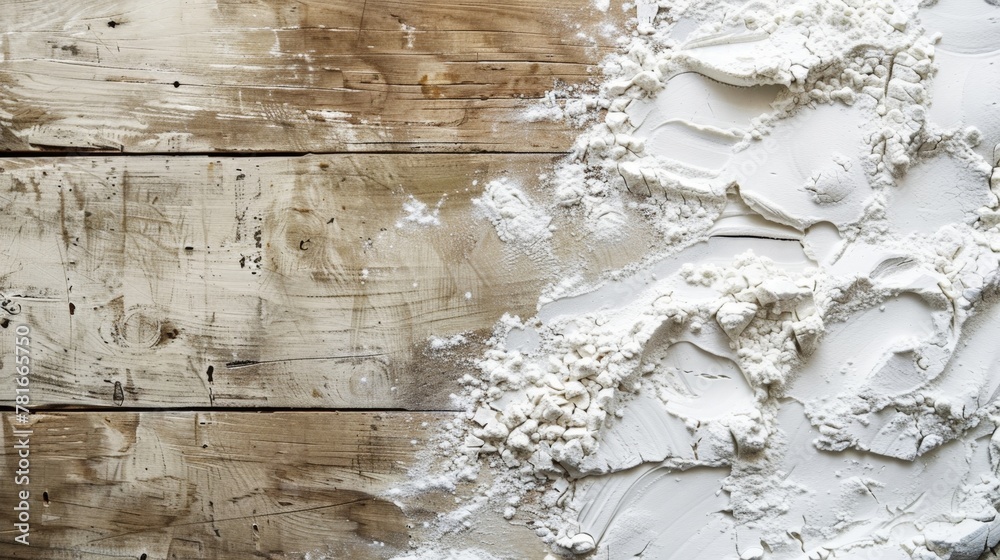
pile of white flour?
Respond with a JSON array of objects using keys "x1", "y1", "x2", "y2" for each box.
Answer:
[{"x1": 394, "y1": 0, "x2": 1000, "y2": 558}]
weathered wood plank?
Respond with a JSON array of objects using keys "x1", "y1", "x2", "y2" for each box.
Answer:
[
  {"x1": 0, "y1": 155, "x2": 563, "y2": 409},
  {"x1": 0, "y1": 0, "x2": 623, "y2": 153},
  {"x1": 0, "y1": 411, "x2": 545, "y2": 559}
]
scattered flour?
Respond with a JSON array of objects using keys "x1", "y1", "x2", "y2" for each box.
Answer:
[
  {"x1": 472, "y1": 178, "x2": 555, "y2": 248},
  {"x1": 397, "y1": 195, "x2": 444, "y2": 228},
  {"x1": 428, "y1": 333, "x2": 469, "y2": 351},
  {"x1": 391, "y1": 549, "x2": 503, "y2": 560}
]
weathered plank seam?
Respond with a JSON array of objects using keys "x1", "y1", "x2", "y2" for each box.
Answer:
[
  {"x1": 0, "y1": 407, "x2": 464, "y2": 413},
  {"x1": 0, "y1": 149, "x2": 573, "y2": 158}
]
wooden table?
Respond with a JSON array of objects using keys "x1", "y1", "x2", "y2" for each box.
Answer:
[{"x1": 0, "y1": 1, "x2": 626, "y2": 558}]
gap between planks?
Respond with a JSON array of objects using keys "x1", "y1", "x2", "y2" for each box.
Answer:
[
  {"x1": 0, "y1": 149, "x2": 573, "y2": 158},
  {"x1": 0, "y1": 406, "x2": 464, "y2": 413}
]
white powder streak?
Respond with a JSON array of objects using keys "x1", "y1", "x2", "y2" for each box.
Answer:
[
  {"x1": 472, "y1": 178, "x2": 554, "y2": 247},
  {"x1": 397, "y1": 195, "x2": 443, "y2": 228}
]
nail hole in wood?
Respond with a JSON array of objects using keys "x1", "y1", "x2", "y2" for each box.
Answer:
[
  {"x1": 113, "y1": 381, "x2": 124, "y2": 406},
  {"x1": 172, "y1": 81, "x2": 180, "y2": 88},
  {"x1": 107, "y1": 20, "x2": 117, "y2": 28}
]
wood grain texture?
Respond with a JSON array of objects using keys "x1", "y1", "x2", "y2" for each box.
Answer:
[
  {"x1": 0, "y1": 411, "x2": 541, "y2": 560},
  {"x1": 0, "y1": 154, "x2": 577, "y2": 409},
  {"x1": 0, "y1": 0, "x2": 624, "y2": 153},
  {"x1": 0, "y1": 2, "x2": 637, "y2": 556}
]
